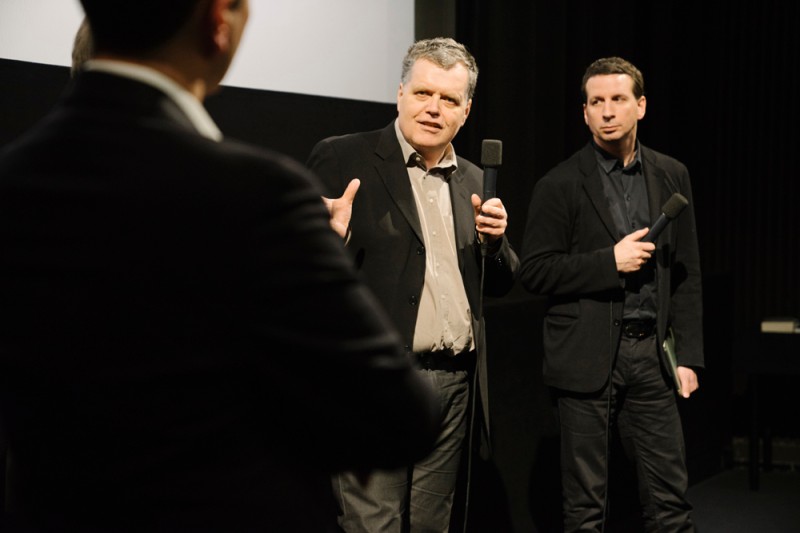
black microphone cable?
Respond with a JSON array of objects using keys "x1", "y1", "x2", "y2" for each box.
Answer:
[{"x1": 462, "y1": 139, "x2": 503, "y2": 533}]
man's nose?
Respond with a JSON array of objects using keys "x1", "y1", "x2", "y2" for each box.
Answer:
[{"x1": 425, "y1": 95, "x2": 441, "y2": 114}]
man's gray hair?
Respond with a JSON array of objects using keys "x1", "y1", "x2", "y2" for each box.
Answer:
[{"x1": 400, "y1": 37, "x2": 478, "y2": 99}]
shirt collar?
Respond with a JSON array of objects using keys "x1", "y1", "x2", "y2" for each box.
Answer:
[
  {"x1": 394, "y1": 119, "x2": 458, "y2": 177},
  {"x1": 592, "y1": 139, "x2": 642, "y2": 174},
  {"x1": 83, "y1": 59, "x2": 223, "y2": 142}
]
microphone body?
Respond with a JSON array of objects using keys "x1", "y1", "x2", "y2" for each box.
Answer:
[
  {"x1": 482, "y1": 167, "x2": 498, "y2": 202},
  {"x1": 642, "y1": 214, "x2": 671, "y2": 243},
  {"x1": 480, "y1": 139, "x2": 502, "y2": 201},
  {"x1": 642, "y1": 193, "x2": 689, "y2": 243},
  {"x1": 479, "y1": 139, "x2": 502, "y2": 256}
]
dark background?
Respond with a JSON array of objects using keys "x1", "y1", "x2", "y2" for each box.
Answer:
[{"x1": 1, "y1": 1, "x2": 798, "y2": 531}]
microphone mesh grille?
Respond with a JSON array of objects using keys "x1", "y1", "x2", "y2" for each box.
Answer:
[
  {"x1": 663, "y1": 193, "x2": 689, "y2": 219},
  {"x1": 481, "y1": 139, "x2": 502, "y2": 166}
]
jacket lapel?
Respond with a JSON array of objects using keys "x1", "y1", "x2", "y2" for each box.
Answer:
[
  {"x1": 374, "y1": 124, "x2": 424, "y2": 243},
  {"x1": 641, "y1": 146, "x2": 669, "y2": 231},
  {"x1": 579, "y1": 143, "x2": 620, "y2": 241},
  {"x1": 448, "y1": 164, "x2": 475, "y2": 273}
]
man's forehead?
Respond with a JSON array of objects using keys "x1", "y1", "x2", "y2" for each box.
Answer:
[
  {"x1": 586, "y1": 73, "x2": 635, "y2": 93},
  {"x1": 410, "y1": 58, "x2": 468, "y2": 76},
  {"x1": 407, "y1": 60, "x2": 470, "y2": 93}
]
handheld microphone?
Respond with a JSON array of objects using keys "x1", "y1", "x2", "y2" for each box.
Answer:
[
  {"x1": 481, "y1": 139, "x2": 502, "y2": 202},
  {"x1": 480, "y1": 140, "x2": 502, "y2": 257},
  {"x1": 642, "y1": 193, "x2": 689, "y2": 243}
]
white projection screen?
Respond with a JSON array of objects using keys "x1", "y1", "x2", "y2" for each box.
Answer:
[{"x1": 0, "y1": 0, "x2": 414, "y2": 104}]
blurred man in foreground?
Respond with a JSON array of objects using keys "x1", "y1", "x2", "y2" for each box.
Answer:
[{"x1": 0, "y1": 1, "x2": 439, "y2": 531}]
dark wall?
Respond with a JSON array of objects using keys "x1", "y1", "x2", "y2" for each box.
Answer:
[
  {"x1": 0, "y1": 59, "x2": 71, "y2": 149},
  {"x1": 0, "y1": 58, "x2": 397, "y2": 165}
]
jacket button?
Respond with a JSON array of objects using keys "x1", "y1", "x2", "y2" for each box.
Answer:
[
  {"x1": 409, "y1": 296, "x2": 417, "y2": 306},
  {"x1": 614, "y1": 320, "x2": 621, "y2": 327},
  {"x1": 417, "y1": 246, "x2": 425, "y2": 255}
]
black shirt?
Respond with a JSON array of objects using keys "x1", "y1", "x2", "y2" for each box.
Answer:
[{"x1": 594, "y1": 141, "x2": 657, "y2": 321}]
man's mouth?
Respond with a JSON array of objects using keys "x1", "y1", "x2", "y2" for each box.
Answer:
[{"x1": 418, "y1": 121, "x2": 442, "y2": 131}]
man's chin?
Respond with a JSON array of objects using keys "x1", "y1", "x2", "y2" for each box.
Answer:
[{"x1": 598, "y1": 133, "x2": 624, "y2": 144}]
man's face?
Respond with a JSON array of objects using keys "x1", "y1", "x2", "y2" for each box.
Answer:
[
  {"x1": 397, "y1": 58, "x2": 472, "y2": 164},
  {"x1": 583, "y1": 73, "x2": 646, "y2": 147}
]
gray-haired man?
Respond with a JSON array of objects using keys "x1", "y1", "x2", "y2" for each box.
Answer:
[{"x1": 309, "y1": 38, "x2": 519, "y2": 532}]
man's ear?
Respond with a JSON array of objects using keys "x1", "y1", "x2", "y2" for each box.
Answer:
[
  {"x1": 397, "y1": 83, "x2": 404, "y2": 112},
  {"x1": 463, "y1": 98, "x2": 472, "y2": 124},
  {"x1": 206, "y1": 0, "x2": 232, "y2": 54},
  {"x1": 637, "y1": 95, "x2": 647, "y2": 120}
]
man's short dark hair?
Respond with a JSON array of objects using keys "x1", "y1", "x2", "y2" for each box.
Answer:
[
  {"x1": 581, "y1": 57, "x2": 645, "y2": 101},
  {"x1": 79, "y1": 0, "x2": 201, "y2": 54}
]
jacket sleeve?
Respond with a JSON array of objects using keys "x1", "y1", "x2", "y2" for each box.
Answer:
[
  {"x1": 482, "y1": 236, "x2": 520, "y2": 297},
  {"x1": 519, "y1": 174, "x2": 621, "y2": 297},
  {"x1": 666, "y1": 165, "x2": 704, "y2": 368}
]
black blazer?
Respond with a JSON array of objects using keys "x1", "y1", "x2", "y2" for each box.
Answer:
[
  {"x1": 520, "y1": 143, "x2": 704, "y2": 393},
  {"x1": 308, "y1": 122, "x2": 519, "y2": 438},
  {"x1": 0, "y1": 72, "x2": 440, "y2": 531}
]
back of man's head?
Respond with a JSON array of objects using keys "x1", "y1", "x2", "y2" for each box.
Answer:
[{"x1": 79, "y1": 0, "x2": 200, "y2": 54}]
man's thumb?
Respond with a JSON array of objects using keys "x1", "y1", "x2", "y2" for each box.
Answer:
[
  {"x1": 343, "y1": 179, "x2": 361, "y2": 202},
  {"x1": 626, "y1": 227, "x2": 650, "y2": 241}
]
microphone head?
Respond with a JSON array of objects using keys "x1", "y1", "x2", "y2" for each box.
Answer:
[
  {"x1": 481, "y1": 139, "x2": 502, "y2": 167},
  {"x1": 662, "y1": 193, "x2": 689, "y2": 219}
]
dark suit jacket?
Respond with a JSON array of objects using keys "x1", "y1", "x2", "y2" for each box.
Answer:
[
  {"x1": 307, "y1": 122, "x2": 519, "y2": 439},
  {"x1": 520, "y1": 142, "x2": 704, "y2": 393},
  {"x1": 0, "y1": 72, "x2": 440, "y2": 532}
]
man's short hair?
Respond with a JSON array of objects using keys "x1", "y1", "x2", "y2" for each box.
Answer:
[
  {"x1": 581, "y1": 57, "x2": 645, "y2": 101},
  {"x1": 71, "y1": 18, "x2": 94, "y2": 77},
  {"x1": 79, "y1": 0, "x2": 201, "y2": 54},
  {"x1": 400, "y1": 37, "x2": 479, "y2": 100}
]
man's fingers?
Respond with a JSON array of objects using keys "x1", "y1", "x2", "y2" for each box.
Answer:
[{"x1": 677, "y1": 367, "x2": 699, "y2": 398}]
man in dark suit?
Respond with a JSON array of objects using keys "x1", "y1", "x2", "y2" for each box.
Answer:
[
  {"x1": 0, "y1": 1, "x2": 441, "y2": 531},
  {"x1": 308, "y1": 38, "x2": 519, "y2": 532},
  {"x1": 520, "y1": 57, "x2": 703, "y2": 532}
]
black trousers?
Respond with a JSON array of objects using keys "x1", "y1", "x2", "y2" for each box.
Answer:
[{"x1": 556, "y1": 335, "x2": 694, "y2": 532}]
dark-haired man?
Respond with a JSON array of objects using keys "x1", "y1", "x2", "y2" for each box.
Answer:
[
  {"x1": 0, "y1": 1, "x2": 440, "y2": 531},
  {"x1": 520, "y1": 57, "x2": 703, "y2": 532}
]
